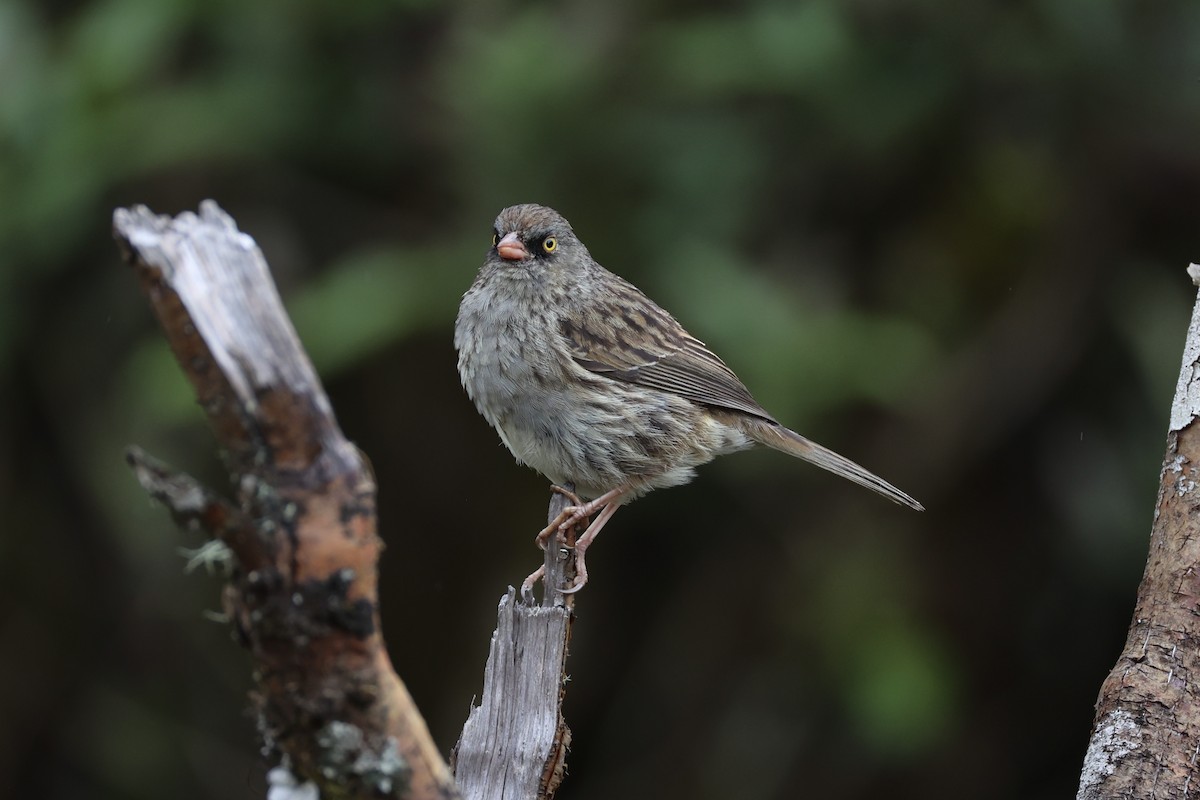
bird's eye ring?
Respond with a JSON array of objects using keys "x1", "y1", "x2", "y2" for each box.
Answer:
[
  {"x1": 491, "y1": 232, "x2": 499, "y2": 247},
  {"x1": 542, "y1": 237, "x2": 557, "y2": 253}
]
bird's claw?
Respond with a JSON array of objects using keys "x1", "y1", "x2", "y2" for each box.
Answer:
[
  {"x1": 549, "y1": 484, "x2": 583, "y2": 506},
  {"x1": 520, "y1": 565, "x2": 545, "y2": 603},
  {"x1": 558, "y1": 575, "x2": 586, "y2": 594}
]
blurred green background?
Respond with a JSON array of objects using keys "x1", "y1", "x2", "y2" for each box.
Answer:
[{"x1": 3, "y1": 0, "x2": 1198, "y2": 797}]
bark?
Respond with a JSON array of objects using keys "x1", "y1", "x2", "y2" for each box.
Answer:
[
  {"x1": 1077, "y1": 264, "x2": 1200, "y2": 798},
  {"x1": 114, "y1": 202, "x2": 458, "y2": 800}
]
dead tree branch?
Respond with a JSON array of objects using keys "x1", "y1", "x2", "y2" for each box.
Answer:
[
  {"x1": 114, "y1": 201, "x2": 458, "y2": 800},
  {"x1": 1077, "y1": 264, "x2": 1200, "y2": 798}
]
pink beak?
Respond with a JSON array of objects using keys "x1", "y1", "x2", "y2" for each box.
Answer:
[{"x1": 496, "y1": 231, "x2": 528, "y2": 261}]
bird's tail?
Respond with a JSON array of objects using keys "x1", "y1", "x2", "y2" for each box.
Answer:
[{"x1": 742, "y1": 418, "x2": 924, "y2": 511}]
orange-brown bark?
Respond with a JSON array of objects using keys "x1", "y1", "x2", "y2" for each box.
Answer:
[{"x1": 1078, "y1": 271, "x2": 1200, "y2": 798}]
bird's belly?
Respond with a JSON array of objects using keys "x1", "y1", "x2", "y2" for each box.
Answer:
[
  {"x1": 492, "y1": 385, "x2": 753, "y2": 500},
  {"x1": 493, "y1": 416, "x2": 574, "y2": 486}
]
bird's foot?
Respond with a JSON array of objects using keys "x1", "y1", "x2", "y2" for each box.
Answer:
[
  {"x1": 530, "y1": 485, "x2": 628, "y2": 594},
  {"x1": 527, "y1": 504, "x2": 594, "y2": 596},
  {"x1": 534, "y1": 484, "x2": 595, "y2": 550}
]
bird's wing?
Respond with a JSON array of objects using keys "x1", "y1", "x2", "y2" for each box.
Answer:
[{"x1": 559, "y1": 278, "x2": 777, "y2": 423}]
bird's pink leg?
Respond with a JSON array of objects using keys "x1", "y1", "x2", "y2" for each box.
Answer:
[{"x1": 527, "y1": 485, "x2": 629, "y2": 593}]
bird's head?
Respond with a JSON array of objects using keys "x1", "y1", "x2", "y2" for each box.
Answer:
[{"x1": 487, "y1": 204, "x2": 589, "y2": 273}]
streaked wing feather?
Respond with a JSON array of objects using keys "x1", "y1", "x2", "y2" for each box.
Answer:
[{"x1": 560, "y1": 284, "x2": 777, "y2": 423}]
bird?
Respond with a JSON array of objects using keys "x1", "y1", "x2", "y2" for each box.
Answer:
[{"x1": 454, "y1": 204, "x2": 923, "y2": 593}]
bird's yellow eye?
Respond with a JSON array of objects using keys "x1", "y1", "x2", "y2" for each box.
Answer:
[
  {"x1": 542, "y1": 237, "x2": 557, "y2": 253},
  {"x1": 491, "y1": 233, "x2": 498, "y2": 247}
]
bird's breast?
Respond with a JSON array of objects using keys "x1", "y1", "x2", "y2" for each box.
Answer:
[{"x1": 455, "y1": 280, "x2": 567, "y2": 423}]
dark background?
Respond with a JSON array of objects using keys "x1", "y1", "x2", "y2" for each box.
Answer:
[{"x1": 3, "y1": 1, "x2": 1199, "y2": 798}]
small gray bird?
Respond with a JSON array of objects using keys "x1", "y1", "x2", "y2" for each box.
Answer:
[{"x1": 455, "y1": 204, "x2": 923, "y2": 592}]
